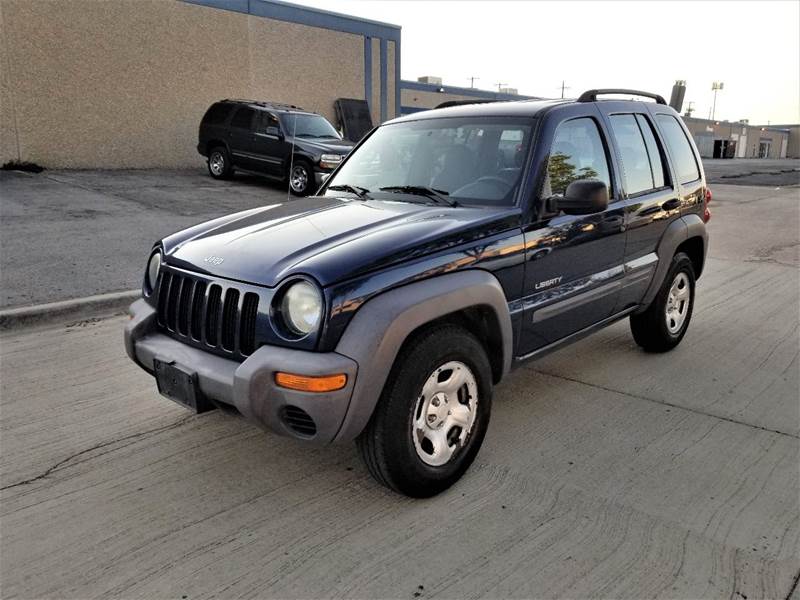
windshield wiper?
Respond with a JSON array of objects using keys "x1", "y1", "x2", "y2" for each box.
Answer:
[
  {"x1": 327, "y1": 184, "x2": 371, "y2": 199},
  {"x1": 378, "y1": 186, "x2": 458, "y2": 207}
]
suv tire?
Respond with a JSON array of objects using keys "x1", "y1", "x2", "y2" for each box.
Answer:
[
  {"x1": 288, "y1": 159, "x2": 314, "y2": 196},
  {"x1": 630, "y1": 252, "x2": 695, "y2": 352},
  {"x1": 356, "y1": 325, "x2": 492, "y2": 497},
  {"x1": 207, "y1": 146, "x2": 233, "y2": 180}
]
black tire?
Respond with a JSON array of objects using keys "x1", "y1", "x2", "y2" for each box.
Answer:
[
  {"x1": 288, "y1": 159, "x2": 314, "y2": 196},
  {"x1": 630, "y1": 252, "x2": 696, "y2": 352},
  {"x1": 356, "y1": 325, "x2": 493, "y2": 497},
  {"x1": 207, "y1": 146, "x2": 233, "y2": 180}
]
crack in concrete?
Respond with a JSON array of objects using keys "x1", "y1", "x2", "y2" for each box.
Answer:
[
  {"x1": 527, "y1": 367, "x2": 800, "y2": 440},
  {"x1": 0, "y1": 415, "x2": 195, "y2": 491},
  {"x1": 785, "y1": 568, "x2": 800, "y2": 600}
]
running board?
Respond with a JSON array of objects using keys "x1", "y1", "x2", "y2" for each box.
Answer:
[{"x1": 513, "y1": 306, "x2": 637, "y2": 366}]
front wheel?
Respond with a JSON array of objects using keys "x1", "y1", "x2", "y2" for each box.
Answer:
[
  {"x1": 356, "y1": 325, "x2": 493, "y2": 497},
  {"x1": 630, "y1": 252, "x2": 696, "y2": 352},
  {"x1": 288, "y1": 160, "x2": 314, "y2": 196}
]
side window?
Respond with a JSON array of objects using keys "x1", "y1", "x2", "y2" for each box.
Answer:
[
  {"x1": 230, "y1": 107, "x2": 255, "y2": 130},
  {"x1": 544, "y1": 117, "x2": 611, "y2": 197},
  {"x1": 609, "y1": 114, "x2": 654, "y2": 195},
  {"x1": 656, "y1": 115, "x2": 701, "y2": 184},
  {"x1": 635, "y1": 114, "x2": 667, "y2": 188},
  {"x1": 202, "y1": 103, "x2": 232, "y2": 125},
  {"x1": 260, "y1": 112, "x2": 280, "y2": 132}
]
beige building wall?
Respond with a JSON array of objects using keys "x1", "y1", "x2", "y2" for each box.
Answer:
[{"x1": 0, "y1": 0, "x2": 373, "y2": 168}]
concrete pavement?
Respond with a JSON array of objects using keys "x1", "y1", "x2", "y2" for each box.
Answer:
[
  {"x1": 703, "y1": 158, "x2": 800, "y2": 187},
  {"x1": 1, "y1": 183, "x2": 798, "y2": 598}
]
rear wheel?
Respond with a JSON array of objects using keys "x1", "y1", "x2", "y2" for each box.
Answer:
[
  {"x1": 207, "y1": 146, "x2": 233, "y2": 179},
  {"x1": 356, "y1": 325, "x2": 492, "y2": 497},
  {"x1": 630, "y1": 252, "x2": 695, "y2": 352}
]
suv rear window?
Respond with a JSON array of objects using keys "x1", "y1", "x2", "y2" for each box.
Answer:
[
  {"x1": 230, "y1": 107, "x2": 256, "y2": 129},
  {"x1": 201, "y1": 103, "x2": 232, "y2": 125},
  {"x1": 656, "y1": 115, "x2": 700, "y2": 184}
]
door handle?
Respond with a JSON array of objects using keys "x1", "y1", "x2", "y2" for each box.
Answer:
[{"x1": 661, "y1": 199, "x2": 681, "y2": 211}]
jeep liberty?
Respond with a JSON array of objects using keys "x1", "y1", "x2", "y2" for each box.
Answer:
[{"x1": 126, "y1": 89, "x2": 709, "y2": 497}]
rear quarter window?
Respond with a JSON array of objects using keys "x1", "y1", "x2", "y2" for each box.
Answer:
[
  {"x1": 202, "y1": 103, "x2": 232, "y2": 126},
  {"x1": 656, "y1": 115, "x2": 701, "y2": 184}
]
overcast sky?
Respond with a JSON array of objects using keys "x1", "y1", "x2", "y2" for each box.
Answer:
[{"x1": 293, "y1": 0, "x2": 800, "y2": 124}]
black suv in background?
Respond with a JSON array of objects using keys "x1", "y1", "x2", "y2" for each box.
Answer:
[{"x1": 198, "y1": 100, "x2": 355, "y2": 195}]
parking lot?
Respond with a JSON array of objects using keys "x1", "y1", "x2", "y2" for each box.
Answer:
[
  {"x1": 1, "y1": 163, "x2": 798, "y2": 598},
  {"x1": 1, "y1": 159, "x2": 798, "y2": 308}
]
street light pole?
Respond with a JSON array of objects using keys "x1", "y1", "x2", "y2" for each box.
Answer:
[
  {"x1": 711, "y1": 81, "x2": 724, "y2": 120},
  {"x1": 467, "y1": 76, "x2": 479, "y2": 88}
]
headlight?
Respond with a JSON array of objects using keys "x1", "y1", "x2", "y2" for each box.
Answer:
[
  {"x1": 145, "y1": 251, "x2": 161, "y2": 294},
  {"x1": 320, "y1": 154, "x2": 343, "y2": 169},
  {"x1": 280, "y1": 280, "x2": 322, "y2": 336}
]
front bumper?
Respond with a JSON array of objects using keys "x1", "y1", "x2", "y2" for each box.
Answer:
[
  {"x1": 313, "y1": 169, "x2": 331, "y2": 187},
  {"x1": 124, "y1": 299, "x2": 358, "y2": 443}
]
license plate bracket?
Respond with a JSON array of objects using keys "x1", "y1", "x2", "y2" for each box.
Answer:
[{"x1": 153, "y1": 358, "x2": 214, "y2": 413}]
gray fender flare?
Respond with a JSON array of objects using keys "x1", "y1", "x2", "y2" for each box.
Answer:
[
  {"x1": 332, "y1": 270, "x2": 513, "y2": 442},
  {"x1": 641, "y1": 213, "x2": 708, "y2": 308}
]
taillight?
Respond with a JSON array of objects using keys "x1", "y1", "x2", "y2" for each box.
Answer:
[{"x1": 703, "y1": 187, "x2": 712, "y2": 223}]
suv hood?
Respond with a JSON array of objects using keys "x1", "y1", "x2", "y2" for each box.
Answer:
[
  {"x1": 291, "y1": 137, "x2": 355, "y2": 155},
  {"x1": 162, "y1": 197, "x2": 519, "y2": 288}
]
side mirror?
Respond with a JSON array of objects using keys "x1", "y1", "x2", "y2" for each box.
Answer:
[
  {"x1": 265, "y1": 126, "x2": 283, "y2": 139},
  {"x1": 557, "y1": 179, "x2": 609, "y2": 215}
]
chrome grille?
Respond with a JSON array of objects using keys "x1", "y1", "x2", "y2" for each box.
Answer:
[{"x1": 156, "y1": 268, "x2": 260, "y2": 358}]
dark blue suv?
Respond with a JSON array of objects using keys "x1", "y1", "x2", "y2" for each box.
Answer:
[{"x1": 126, "y1": 89, "x2": 709, "y2": 497}]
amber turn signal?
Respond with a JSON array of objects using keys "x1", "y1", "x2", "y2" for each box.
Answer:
[{"x1": 274, "y1": 372, "x2": 347, "y2": 393}]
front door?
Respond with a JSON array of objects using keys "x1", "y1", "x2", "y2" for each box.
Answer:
[
  {"x1": 518, "y1": 110, "x2": 626, "y2": 356},
  {"x1": 250, "y1": 111, "x2": 287, "y2": 177}
]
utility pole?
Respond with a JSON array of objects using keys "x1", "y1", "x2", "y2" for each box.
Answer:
[
  {"x1": 467, "y1": 76, "x2": 479, "y2": 88},
  {"x1": 495, "y1": 82, "x2": 507, "y2": 92},
  {"x1": 558, "y1": 80, "x2": 571, "y2": 99},
  {"x1": 684, "y1": 101, "x2": 695, "y2": 118},
  {"x1": 711, "y1": 81, "x2": 724, "y2": 120}
]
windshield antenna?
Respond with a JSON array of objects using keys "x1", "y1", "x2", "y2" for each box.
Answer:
[{"x1": 286, "y1": 113, "x2": 297, "y2": 203}]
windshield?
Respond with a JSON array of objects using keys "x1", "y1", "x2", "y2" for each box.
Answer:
[
  {"x1": 324, "y1": 117, "x2": 534, "y2": 206},
  {"x1": 280, "y1": 113, "x2": 341, "y2": 139}
]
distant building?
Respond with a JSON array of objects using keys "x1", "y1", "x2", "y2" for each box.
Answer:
[
  {"x1": 400, "y1": 77, "x2": 537, "y2": 115},
  {"x1": 682, "y1": 117, "x2": 794, "y2": 159}
]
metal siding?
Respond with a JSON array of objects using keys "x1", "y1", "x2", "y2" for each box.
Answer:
[
  {"x1": 184, "y1": 0, "x2": 401, "y2": 40},
  {"x1": 363, "y1": 36, "x2": 372, "y2": 110}
]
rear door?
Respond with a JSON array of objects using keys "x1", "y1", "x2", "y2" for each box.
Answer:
[
  {"x1": 518, "y1": 105, "x2": 627, "y2": 355},
  {"x1": 650, "y1": 110, "x2": 706, "y2": 217},
  {"x1": 227, "y1": 106, "x2": 259, "y2": 171},
  {"x1": 599, "y1": 106, "x2": 680, "y2": 309}
]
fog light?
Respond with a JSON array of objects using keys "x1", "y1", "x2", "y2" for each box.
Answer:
[{"x1": 275, "y1": 372, "x2": 347, "y2": 393}]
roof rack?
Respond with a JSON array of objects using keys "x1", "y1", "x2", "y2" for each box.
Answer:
[
  {"x1": 435, "y1": 99, "x2": 500, "y2": 109},
  {"x1": 222, "y1": 99, "x2": 305, "y2": 111},
  {"x1": 577, "y1": 89, "x2": 666, "y2": 105}
]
